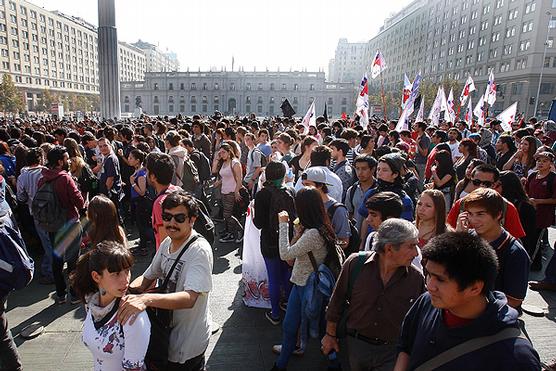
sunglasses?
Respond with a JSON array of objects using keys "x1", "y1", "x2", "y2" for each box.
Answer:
[
  {"x1": 162, "y1": 212, "x2": 189, "y2": 223},
  {"x1": 471, "y1": 179, "x2": 494, "y2": 188}
]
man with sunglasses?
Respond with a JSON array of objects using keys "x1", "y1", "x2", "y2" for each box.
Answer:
[
  {"x1": 119, "y1": 191, "x2": 213, "y2": 371},
  {"x1": 446, "y1": 164, "x2": 525, "y2": 240}
]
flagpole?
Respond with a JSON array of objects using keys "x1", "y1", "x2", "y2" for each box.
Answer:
[{"x1": 380, "y1": 72, "x2": 387, "y2": 120}]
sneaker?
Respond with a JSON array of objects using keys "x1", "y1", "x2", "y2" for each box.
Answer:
[
  {"x1": 55, "y1": 295, "x2": 67, "y2": 305},
  {"x1": 219, "y1": 233, "x2": 236, "y2": 243},
  {"x1": 235, "y1": 234, "x2": 244, "y2": 244},
  {"x1": 265, "y1": 311, "x2": 281, "y2": 325},
  {"x1": 70, "y1": 295, "x2": 81, "y2": 305},
  {"x1": 271, "y1": 344, "x2": 304, "y2": 356},
  {"x1": 279, "y1": 301, "x2": 288, "y2": 312}
]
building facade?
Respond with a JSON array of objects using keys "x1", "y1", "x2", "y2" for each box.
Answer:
[
  {"x1": 328, "y1": 38, "x2": 368, "y2": 85},
  {"x1": 0, "y1": 0, "x2": 178, "y2": 112},
  {"x1": 120, "y1": 71, "x2": 355, "y2": 118},
  {"x1": 362, "y1": 0, "x2": 556, "y2": 117},
  {"x1": 132, "y1": 40, "x2": 179, "y2": 73}
]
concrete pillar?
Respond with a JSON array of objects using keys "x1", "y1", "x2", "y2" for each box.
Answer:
[{"x1": 98, "y1": 0, "x2": 121, "y2": 120}]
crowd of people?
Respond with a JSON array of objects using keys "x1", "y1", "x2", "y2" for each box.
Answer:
[{"x1": 0, "y1": 111, "x2": 555, "y2": 370}]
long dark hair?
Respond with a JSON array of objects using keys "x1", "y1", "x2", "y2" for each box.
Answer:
[
  {"x1": 87, "y1": 195, "x2": 126, "y2": 246},
  {"x1": 70, "y1": 241, "x2": 133, "y2": 302},
  {"x1": 499, "y1": 170, "x2": 531, "y2": 206},
  {"x1": 295, "y1": 187, "x2": 341, "y2": 273},
  {"x1": 435, "y1": 150, "x2": 455, "y2": 176}
]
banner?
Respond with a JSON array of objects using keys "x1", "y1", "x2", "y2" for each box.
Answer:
[{"x1": 496, "y1": 102, "x2": 518, "y2": 132}]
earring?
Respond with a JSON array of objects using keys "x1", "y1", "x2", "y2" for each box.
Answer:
[{"x1": 99, "y1": 287, "x2": 107, "y2": 296}]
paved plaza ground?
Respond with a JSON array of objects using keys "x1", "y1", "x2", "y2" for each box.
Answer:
[{"x1": 5, "y1": 226, "x2": 556, "y2": 370}]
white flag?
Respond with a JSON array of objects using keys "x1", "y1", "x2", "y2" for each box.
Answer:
[
  {"x1": 496, "y1": 102, "x2": 518, "y2": 132},
  {"x1": 444, "y1": 88, "x2": 456, "y2": 123},
  {"x1": 371, "y1": 51, "x2": 387, "y2": 79},
  {"x1": 465, "y1": 98, "x2": 473, "y2": 127},
  {"x1": 356, "y1": 75, "x2": 369, "y2": 129},
  {"x1": 483, "y1": 70, "x2": 497, "y2": 107},
  {"x1": 428, "y1": 87, "x2": 443, "y2": 126},
  {"x1": 440, "y1": 86, "x2": 448, "y2": 112},
  {"x1": 301, "y1": 100, "x2": 316, "y2": 133},
  {"x1": 415, "y1": 97, "x2": 425, "y2": 122},
  {"x1": 473, "y1": 94, "x2": 485, "y2": 127},
  {"x1": 401, "y1": 73, "x2": 412, "y2": 109},
  {"x1": 397, "y1": 73, "x2": 422, "y2": 132},
  {"x1": 459, "y1": 75, "x2": 476, "y2": 105}
]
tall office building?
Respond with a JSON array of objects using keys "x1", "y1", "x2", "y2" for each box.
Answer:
[
  {"x1": 363, "y1": 0, "x2": 556, "y2": 117},
  {"x1": 132, "y1": 39, "x2": 179, "y2": 73},
  {"x1": 328, "y1": 38, "x2": 368, "y2": 85},
  {"x1": 0, "y1": 0, "x2": 177, "y2": 112}
]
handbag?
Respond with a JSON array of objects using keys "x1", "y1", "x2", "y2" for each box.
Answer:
[
  {"x1": 143, "y1": 235, "x2": 199, "y2": 371},
  {"x1": 233, "y1": 186, "x2": 250, "y2": 217},
  {"x1": 336, "y1": 252, "x2": 367, "y2": 339}
]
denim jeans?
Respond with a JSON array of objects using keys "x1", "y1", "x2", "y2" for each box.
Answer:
[
  {"x1": 263, "y1": 256, "x2": 292, "y2": 319},
  {"x1": 276, "y1": 284, "x2": 306, "y2": 369},
  {"x1": 49, "y1": 220, "x2": 83, "y2": 299},
  {"x1": 34, "y1": 218, "x2": 53, "y2": 278},
  {"x1": 131, "y1": 198, "x2": 154, "y2": 250},
  {"x1": 0, "y1": 295, "x2": 22, "y2": 371}
]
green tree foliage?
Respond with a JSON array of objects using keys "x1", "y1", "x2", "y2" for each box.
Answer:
[{"x1": 0, "y1": 74, "x2": 25, "y2": 114}]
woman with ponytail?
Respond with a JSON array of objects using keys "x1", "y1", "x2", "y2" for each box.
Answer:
[{"x1": 70, "y1": 241, "x2": 150, "y2": 371}]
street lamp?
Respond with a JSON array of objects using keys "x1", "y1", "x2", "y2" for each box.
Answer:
[{"x1": 534, "y1": 11, "x2": 552, "y2": 118}]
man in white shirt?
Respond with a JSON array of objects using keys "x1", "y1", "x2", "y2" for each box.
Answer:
[
  {"x1": 447, "y1": 128, "x2": 463, "y2": 163},
  {"x1": 294, "y1": 145, "x2": 343, "y2": 201},
  {"x1": 118, "y1": 191, "x2": 213, "y2": 370}
]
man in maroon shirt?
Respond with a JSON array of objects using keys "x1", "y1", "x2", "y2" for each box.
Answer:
[{"x1": 38, "y1": 146, "x2": 85, "y2": 304}]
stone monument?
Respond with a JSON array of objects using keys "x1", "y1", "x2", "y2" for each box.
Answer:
[{"x1": 98, "y1": 0, "x2": 121, "y2": 119}]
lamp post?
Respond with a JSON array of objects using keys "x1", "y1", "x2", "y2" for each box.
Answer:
[{"x1": 534, "y1": 11, "x2": 552, "y2": 118}]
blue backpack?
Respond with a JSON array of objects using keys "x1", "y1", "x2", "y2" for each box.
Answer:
[{"x1": 0, "y1": 223, "x2": 34, "y2": 295}]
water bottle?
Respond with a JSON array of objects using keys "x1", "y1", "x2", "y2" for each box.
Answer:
[{"x1": 327, "y1": 351, "x2": 342, "y2": 370}]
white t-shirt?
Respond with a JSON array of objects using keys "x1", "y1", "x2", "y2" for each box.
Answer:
[
  {"x1": 448, "y1": 141, "x2": 462, "y2": 162},
  {"x1": 143, "y1": 231, "x2": 213, "y2": 363}
]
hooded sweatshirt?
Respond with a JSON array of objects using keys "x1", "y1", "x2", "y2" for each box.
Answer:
[
  {"x1": 398, "y1": 291, "x2": 540, "y2": 370},
  {"x1": 37, "y1": 168, "x2": 85, "y2": 221},
  {"x1": 168, "y1": 145, "x2": 188, "y2": 188}
]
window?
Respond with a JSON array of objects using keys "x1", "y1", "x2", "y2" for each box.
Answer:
[
  {"x1": 469, "y1": 26, "x2": 476, "y2": 35},
  {"x1": 269, "y1": 83, "x2": 274, "y2": 90},
  {"x1": 246, "y1": 83, "x2": 251, "y2": 90},
  {"x1": 481, "y1": 21, "x2": 489, "y2": 31},
  {"x1": 505, "y1": 27, "x2": 515, "y2": 38},
  {"x1": 523, "y1": 21, "x2": 534, "y2": 32},
  {"x1": 483, "y1": 5, "x2": 491, "y2": 14},
  {"x1": 494, "y1": 15, "x2": 503, "y2": 25},
  {"x1": 479, "y1": 36, "x2": 486, "y2": 46},
  {"x1": 516, "y1": 57, "x2": 527, "y2": 69},
  {"x1": 508, "y1": 9, "x2": 518, "y2": 20},
  {"x1": 551, "y1": 16, "x2": 556, "y2": 29},
  {"x1": 511, "y1": 82, "x2": 523, "y2": 95},
  {"x1": 257, "y1": 83, "x2": 262, "y2": 90},
  {"x1": 540, "y1": 83, "x2": 554, "y2": 95},
  {"x1": 153, "y1": 83, "x2": 158, "y2": 90},
  {"x1": 168, "y1": 83, "x2": 173, "y2": 90},
  {"x1": 545, "y1": 56, "x2": 551, "y2": 67},
  {"x1": 496, "y1": 0, "x2": 504, "y2": 8},
  {"x1": 503, "y1": 44, "x2": 513, "y2": 55},
  {"x1": 490, "y1": 48, "x2": 498, "y2": 58},
  {"x1": 491, "y1": 32, "x2": 500, "y2": 42},
  {"x1": 520, "y1": 40, "x2": 530, "y2": 51},
  {"x1": 468, "y1": 40, "x2": 475, "y2": 49},
  {"x1": 214, "y1": 83, "x2": 219, "y2": 90},
  {"x1": 525, "y1": 2, "x2": 536, "y2": 14}
]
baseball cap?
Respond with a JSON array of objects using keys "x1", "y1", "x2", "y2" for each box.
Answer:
[
  {"x1": 534, "y1": 150, "x2": 555, "y2": 161},
  {"x1": 301, "y1": 167, "x2": 331, "y2": 185}
]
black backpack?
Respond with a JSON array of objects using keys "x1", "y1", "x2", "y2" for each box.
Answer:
[
  {"x1": 0, "y1": 223, "x2": 34, "y2": 295},
  {"x1": 32, "y1": 178, "x2": 67, "y2": 233},
  {"x1": 267, "y1": 185, "x2": 296, "y2": 239},
  {"x1": 171, "y1": 154, "x2": 200, "y2": 193},
  {"x1": 79, "y1": 164, "x2": 98, "y2": 194},
  {"x1": 251, "y1": 148, "x2": 268, "y2": 168},
  {"x1": 327, "y1": 202, "x2": 361, "y2": 256},
  {"x1": 190, "y1": 150, "x2": 211, "y2": 183}
]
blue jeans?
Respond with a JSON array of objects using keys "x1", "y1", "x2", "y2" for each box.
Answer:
[
  {"x1": 0, "y1": 295, "x2": 22, "y2": 370},
  {"x1": 276, "y1": 284, "x2": 305, "y2": 369},
  {"x1": 34, "y1": 218, "x2": 53, "y2": 278},
  {"x1": 263, "y1": 256, "x2": 292, "y2": 318}
]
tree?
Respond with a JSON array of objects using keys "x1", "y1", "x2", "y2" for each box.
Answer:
[
  {"x1": 419, "y1": 77, "x2": 462, "y2": 112},
  {"x1": 36, "y1": 89, "x2": 59, "y2": 113},
  {"x1": 0, "y1": 74, "x2": 25, "y2": 115}
]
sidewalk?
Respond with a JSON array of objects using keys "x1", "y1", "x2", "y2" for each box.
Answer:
[{"x1": 5, "y1": 228, "x2": 556, "y2": 370}]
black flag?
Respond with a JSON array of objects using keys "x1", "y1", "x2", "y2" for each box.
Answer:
[
  {"x1": 413, "y1": 94, "x2": 422, "y2": 113},
  {"x1": 323, "y1": 103, "x2": 328, "y2": 122},
  {"x1": 280, "y1": 99, "x2": 296, "y2": 117}
]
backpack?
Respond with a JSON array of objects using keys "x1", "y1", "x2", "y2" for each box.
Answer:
[
  {"x1": 191, "y1": 150, "x2": 211, "y2": 183},
  {"x1": 0, "y1": 223, "x2": 34, "y2": 294},
  {"x1": 171, "y1": 154, "x2": 200, "y2": 193},
  {"x1": 32, "y1": 178, "x2": 67, "y2": 233},
  {"x1": 79, "y1": 164, "x2": 98, "y2": 194},
  {"x1": 251, "y1": 148, "x2": 268, "y2": 168},
  {"x1": 327, "y1": 202, "x2": 361, "y2": 256},
  {"x1": 267, "y1": 185, "x2": 296, "y2": 240}
]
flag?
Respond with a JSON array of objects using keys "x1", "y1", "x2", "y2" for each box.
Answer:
[
  {"x1": 440, "y1": 86, "x2": 448, "y2": 112},
  {"x1": 371, "y1": 51, "x2": 387, "y2": 79},
  {"x1": 323, "y1": 103, "x2": 328, "y2": 122},
  {"x1": 496, "y1": 102, "x2": 518, "y2": 132},
  {"x1": 301, "y1": 100, "x2": 316, "y2": 133},
  {"x1": 280, "y1": 99, "x2": 295, "y2": 117},
  {"x1": 415, "y1": 96, "x2": 425, "y2": 122},
  {"x1": 413, "y1": 94, "x2": 422, "y2": 113},
  {"x1": 444, "y1": 88, "x2": 456, "y2": 123},
  {"x1": 473, "y1": 94, "x2": 486, "y2": 127},
  {"x1": 401, "y1": 73, "x2": 412, "y2": 109},
  {"x1": 341, "y1": 112, "x2": 347, "y2": 120},
  {"x1": 429, "y1": 87, "x2": 443, "y2": 126},
  {"x1": 356, "y1": 74, "x2": 369, "y2": 128},
  {"x1": 459, "y1": 75, "x2": 476, "y2": 105},
  {"x1": 484, "y1": 70, "x2": 497, "y2": 107},
  {"x1": 465, "y1": 98, "x2": 473, "y2": 127},
  {"x1": 397, "y1": 73, "x2": 422, "y2": 131}
]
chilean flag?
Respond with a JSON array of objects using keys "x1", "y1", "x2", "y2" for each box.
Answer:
[
  {"x1": 459, "y1": 75, "x2": 476, "y2": 105},
  {"x1": 356, "y1": 74, "x2": 369, "y2": 128},
  {"x1": 484, "y1": 71, "x2": 497, "y2": 107},
  {"x1": 465, "y1": 98, "x2": 473, "y2": 126},
  {"x1": 401, "y1": 73, "x2": 412, "y2": 109},
  {"x1": 371, "y1": 51, "x2": 387, "y2": 79}
]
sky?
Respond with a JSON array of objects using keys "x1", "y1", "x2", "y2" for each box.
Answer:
[{"x1": 36, "y1": 0, "x2": 412, "y2": 72}]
